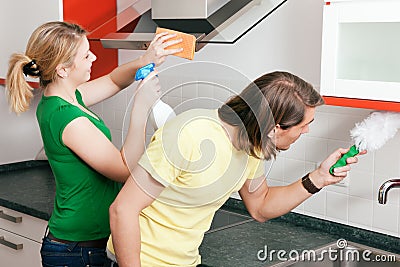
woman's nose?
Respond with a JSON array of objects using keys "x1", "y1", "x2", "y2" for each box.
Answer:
[
  {"x1": 90, "y1": 51, "x2": 97, "y2": 62},
  {"x1": 302, "y1": 125, "x2": 309, "y2": 134}
]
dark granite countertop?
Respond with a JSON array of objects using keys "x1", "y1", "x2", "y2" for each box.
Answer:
[
  {"x1": 200, "y1": 217, "x2": 337, "y2": 267},
  {"x1": 0, "y1": 160, "x2": 54, "y2": 220},
  {"x1": 200, "y1": 200, "x2": 400, "y2": 267},
  {"x1": 0, "y1": 161, "x2": 398, "y2": 267}
]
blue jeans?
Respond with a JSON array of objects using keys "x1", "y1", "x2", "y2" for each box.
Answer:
[
  {"x1": 103, "y1": 257, "x2": 118, "y2": 267},
  {"x1": 40, "y1": 237, "x2": 106, "y2": 267}
]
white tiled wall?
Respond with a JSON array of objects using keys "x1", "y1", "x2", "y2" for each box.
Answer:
[{"x1": 277, "y1": 105, "x2": 400, "y2": 237}]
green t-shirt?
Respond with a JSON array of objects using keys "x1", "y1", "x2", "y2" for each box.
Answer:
[{"x1": 36, "y1": 90, "x2": 121, "y2": 241}]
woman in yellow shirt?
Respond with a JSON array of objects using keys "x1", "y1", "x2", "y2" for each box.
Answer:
[{"x1": 106, "y1": 71, "x2": 365, "y2": 267}]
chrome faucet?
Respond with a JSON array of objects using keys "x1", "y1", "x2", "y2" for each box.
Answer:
[{"x1": 378, "y1": 179, "x2": 400, "y2": 204}]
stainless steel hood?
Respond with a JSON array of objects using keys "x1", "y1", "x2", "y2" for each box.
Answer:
[{"x1": 89, "y1": 0, "x2": 287, "y2": 52}]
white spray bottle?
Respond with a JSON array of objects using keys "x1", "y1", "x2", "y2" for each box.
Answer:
[{"x1": 135, "y1": 63, "x2": 176, "y2": 129}]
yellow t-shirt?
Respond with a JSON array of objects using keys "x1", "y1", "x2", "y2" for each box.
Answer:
[{"x1": 107, "y1": 109, "x2": 264, "y2": 266}]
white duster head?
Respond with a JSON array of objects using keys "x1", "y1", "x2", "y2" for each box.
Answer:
[{"x1": 350, "y1": 111, "x2": 400, "y2": 151}]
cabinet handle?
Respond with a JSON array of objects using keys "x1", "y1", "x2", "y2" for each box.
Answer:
[
  {"x1": 0, "y1": 236, "x2": 23, "y2": 250},
  {"x1": 0, "y1": 210, "x2": 22, "y2": 223}
]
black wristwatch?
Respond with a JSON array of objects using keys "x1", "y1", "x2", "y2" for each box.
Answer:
[{"x1": 301, "y1": 173, "x2": 321, "y2": 194}]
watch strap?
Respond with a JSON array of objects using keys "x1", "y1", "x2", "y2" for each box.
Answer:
[{"x1": 301, "y1": 173, "x2": 321, "y2": 194}]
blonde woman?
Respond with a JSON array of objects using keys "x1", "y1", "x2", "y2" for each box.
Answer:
[{"x1": 6, "y1": 21, "x2": 182, "y2": 267}]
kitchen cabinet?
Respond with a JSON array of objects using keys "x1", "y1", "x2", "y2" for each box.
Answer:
[
  {"x1": 320, "y1": 0, "x2": 400, "y2": 111},
  {"x1": 0, "y1": 206, "x2": 47, "y2": 267},
  {"x1": 0, "y1": 1, "x2": 61, "y2": 80},
  {"x1": 0, "y1": 0, "x2": 118, "y2": 86}
]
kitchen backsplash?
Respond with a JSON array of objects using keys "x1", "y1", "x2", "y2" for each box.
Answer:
[{"x1": 274, "y1": 105, "x2": 400, "y2": 237}]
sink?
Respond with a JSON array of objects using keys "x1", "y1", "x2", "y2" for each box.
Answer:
[
  {"x1": 206, "y1": 209, "x2": 253, "y2": 234},
  {"x1": 271, "y1": 241, "x2": 400, "y2": 267}
]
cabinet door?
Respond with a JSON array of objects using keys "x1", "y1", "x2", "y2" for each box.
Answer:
[
  {"x1": 0, "y1": 206, "x2": 47, "y2": 243},
  {"x1": 0, "y1": 1, "x2": 62, "y2": 79},
  {"x1": 0, "y1": 229, "x2": 42, "y2": 267},
  {"x1": 320, "y1": 1, "x2": 400, "y2": 102}
]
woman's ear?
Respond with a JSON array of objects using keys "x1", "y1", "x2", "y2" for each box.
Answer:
[
  {"x1": 267, "y1": 127, "x2": 276, "y2": 139},
  {"x1": 273, "y1": 124, "x2": 285, "y2": 138},
  {"x1": 56, "y1": 64, "x2": 68, "y2": 78}
]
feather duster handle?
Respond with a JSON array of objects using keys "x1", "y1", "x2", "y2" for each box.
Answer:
[
  {"x1": 329, "y1": 111, "x2": 400, "y2": 175},
  {"x1": 329, "y1": 145, "x2": 359, "y2": 175}
]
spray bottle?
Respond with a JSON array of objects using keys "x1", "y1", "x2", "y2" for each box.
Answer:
[
  {"x1": 329, "y1": 111, "x2": 400, "y2": 175},
  {"x1": 135, "y1": 63, "x2": 176, "y2": 129}
]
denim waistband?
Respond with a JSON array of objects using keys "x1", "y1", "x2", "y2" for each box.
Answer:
[{"x1": 47, "y1": 232, "x2": 108, "y2": 249}]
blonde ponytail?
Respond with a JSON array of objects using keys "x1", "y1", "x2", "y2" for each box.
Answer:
[
  {"x1": 6, "y1": 54, "x2": 36, "y2": 114},
  {"x1": 5, "y1": 21, "x2": 87, "y2": 114}
]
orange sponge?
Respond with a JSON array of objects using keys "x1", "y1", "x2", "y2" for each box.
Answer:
[{"x1": 156, "y1": 27, "x2": 196, "y2": 60}]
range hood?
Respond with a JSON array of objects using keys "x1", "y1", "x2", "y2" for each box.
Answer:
[{"x1": 89, "y1": 0, "x2": 287, "y2": 52}]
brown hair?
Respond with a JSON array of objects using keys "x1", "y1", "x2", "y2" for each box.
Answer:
[
  {"x1": 218, "y1": 71, "x2": 324, "y2": 160},
  {"x1": 6, "y1": 21, "x2": 87, "y2": 113}
]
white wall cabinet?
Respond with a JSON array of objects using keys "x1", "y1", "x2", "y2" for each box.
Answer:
[
  {"x1": 0, "y1": 1, "x2": 63, "y2": 79},
  {"x1": 320, "y1": 0, "x2": 400, "y2": 105},
  {"x1": 0, "y1": 0, "x2": 118, "y2": 165},
  {"x1": 0, "y1": 206, "x2": 47, "y2": 267}
]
